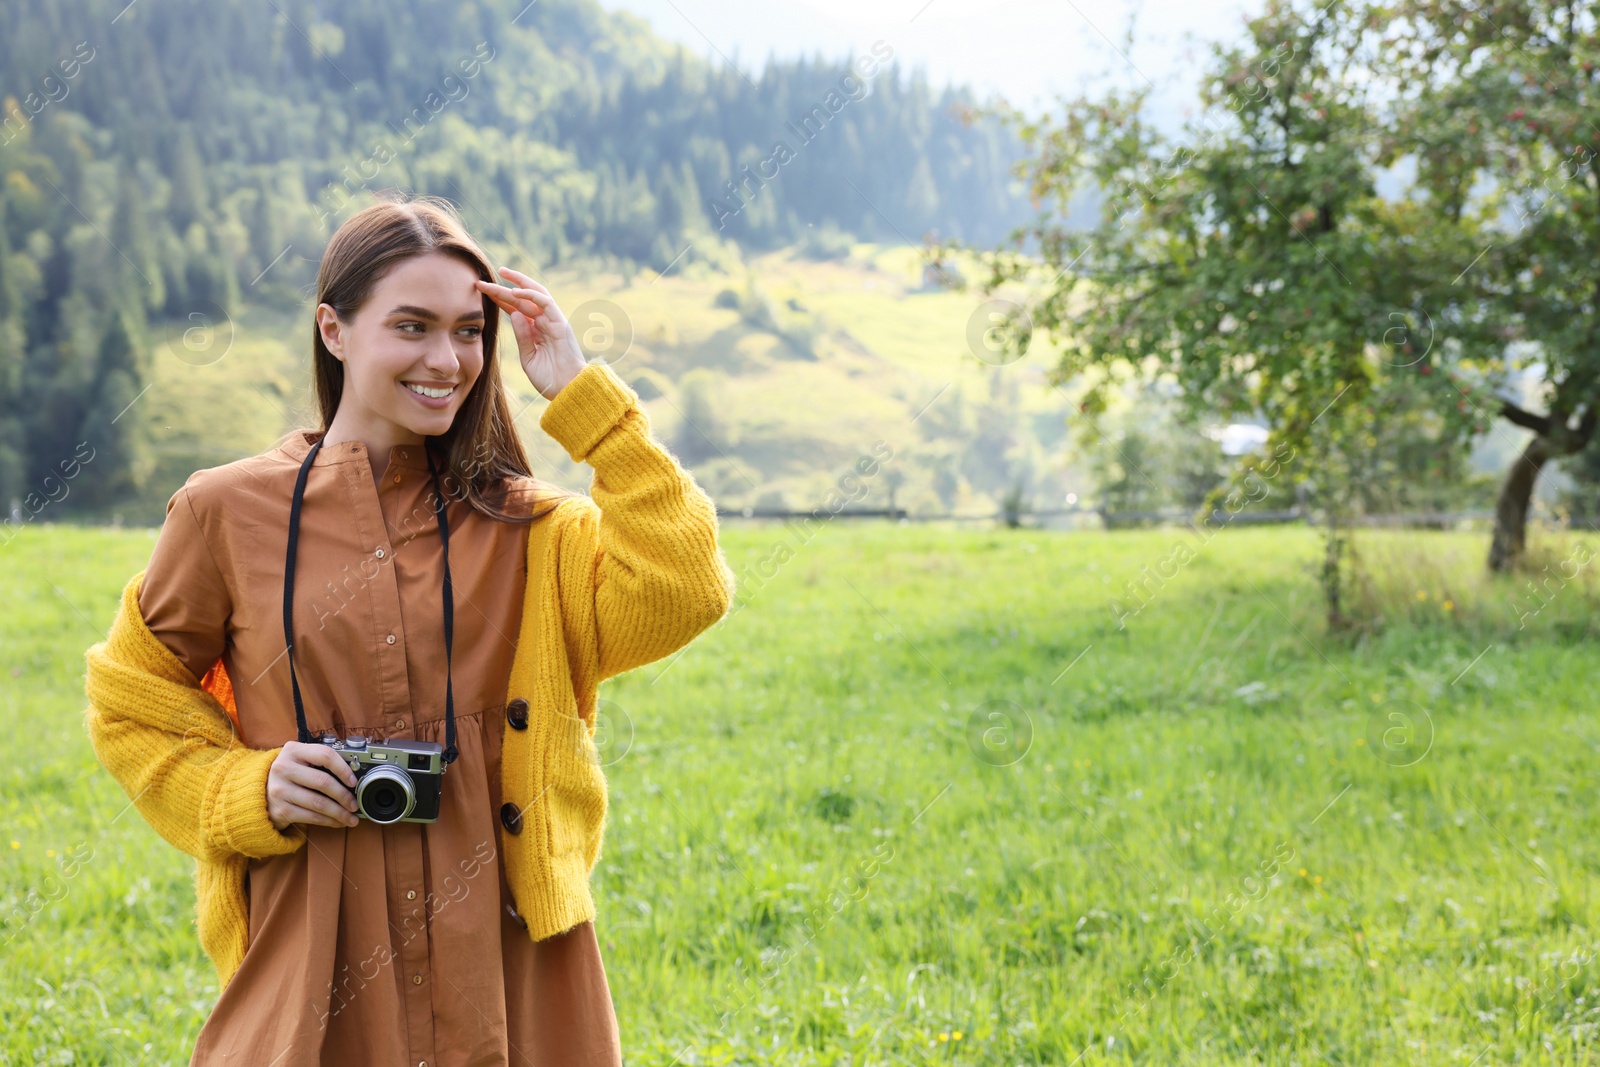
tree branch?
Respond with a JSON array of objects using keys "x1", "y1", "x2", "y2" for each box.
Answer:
[{"x1": 1500, "y1": 399, "x2": 1552, "y2": 435}]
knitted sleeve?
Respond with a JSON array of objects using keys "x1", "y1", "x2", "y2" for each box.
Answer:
[
  {"x1": 538, "y1": 361, "x2": 736, "y2": 686},
  {"x1": 85, "y1": 504, "x2": 306, "y2": 863}
]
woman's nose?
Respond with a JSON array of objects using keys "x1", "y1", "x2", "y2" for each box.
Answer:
[{"x1": 422, "y1": 337, "x2": 461, "y2": 375}]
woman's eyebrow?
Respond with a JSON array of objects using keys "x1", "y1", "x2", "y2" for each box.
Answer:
[{"x1": 387, "y1": 304, "x2": 487, "y2": 323}]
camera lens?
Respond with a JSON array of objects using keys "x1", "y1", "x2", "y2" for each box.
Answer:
[{"x1": 356, "y1": 765, "x2": 416, "y2": 824}]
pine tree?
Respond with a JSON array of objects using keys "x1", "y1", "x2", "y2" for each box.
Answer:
[
  {"x1": 0, "y1": 221, "x2": 24, "y2": 510},
  {"x1": 71, "y1": 313, "x2": 150, "y2": 511},
  {"x1": 169, "y1": 126, "x2": 209, "y2": 232}
]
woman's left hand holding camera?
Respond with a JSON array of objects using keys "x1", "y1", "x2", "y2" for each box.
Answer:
[{"x1": 475, "y1": 267, "x2": 589, "y2": 402}]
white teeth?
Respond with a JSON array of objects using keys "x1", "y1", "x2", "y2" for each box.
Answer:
[{"x1": 406, "y1": 382, "x2": 453, "y2": 399}]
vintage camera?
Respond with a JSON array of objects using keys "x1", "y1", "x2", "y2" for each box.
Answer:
[{"x1": 317, "y1": 732, "x2": 446, "y2": 824}]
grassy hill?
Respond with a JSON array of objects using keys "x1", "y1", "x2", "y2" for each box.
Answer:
[{"x1": 121, "y1": 242, "x2": 1082, "y2": 525}]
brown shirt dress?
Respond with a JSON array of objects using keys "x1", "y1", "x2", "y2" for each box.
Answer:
[{"x1": 138, "y1": 429, "x2": 623, "y2": 1067}]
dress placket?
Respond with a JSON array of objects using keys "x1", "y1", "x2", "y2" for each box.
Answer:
[{"x1": 348, "y1": 447, "x2": 437, "y2": 1065}]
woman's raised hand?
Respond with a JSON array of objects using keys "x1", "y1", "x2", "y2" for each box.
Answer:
[
  {"x1": 475, "y1": 266, "x2": 588, "y2": 401},
  {"x1": 267, "y1": 741, "x2": 361, "y2": 831}
]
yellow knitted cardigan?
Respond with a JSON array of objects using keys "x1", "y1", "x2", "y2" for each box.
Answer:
[{"x1": 81, "y1": 361, "x2": 735, "y2": 990}]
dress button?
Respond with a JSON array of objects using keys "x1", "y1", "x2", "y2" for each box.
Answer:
[
  {"x1": 393, "y1": 474, "x2": 401, "y2": 484},
  {"x1": 375, "y1": 548, "x2": 386, "y2": 559},
  {"x1": 413, "y1": 974, "x2": 423, "y2": 985},
  {"x1": 500, "y1": 802, "x2": 523, "y2": 835},
  {"x1": 505, "y1": 698, "x2": 529, "y2": 730},
  {"x1": 394, "y1": 718, "x2": 405, "y2": 730},
  {"x1": 386, "y1": 634, "x2": 396, "y2": 645},
  {"x1": 407, "y1": 889, "x2": 417, "y2": 900}
]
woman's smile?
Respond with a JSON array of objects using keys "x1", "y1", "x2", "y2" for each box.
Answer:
[{"x1": 402, "y1": 380, "x2": 457, "y2": 407}]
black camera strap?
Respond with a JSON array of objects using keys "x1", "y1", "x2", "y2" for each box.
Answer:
[{"x1": 284, "y1": 434, "x2": 459, "y2": 766}]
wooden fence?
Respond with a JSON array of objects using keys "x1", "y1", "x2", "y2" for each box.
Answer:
[{"x1": 711, "y1": 504, "x2": 1508, "y2": 530}]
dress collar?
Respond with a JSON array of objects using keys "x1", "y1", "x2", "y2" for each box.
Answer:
[{"x1": 277, "y1": 429, "x2": 435, "y2": 471}]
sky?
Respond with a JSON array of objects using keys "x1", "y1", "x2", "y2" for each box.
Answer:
[{"x1": 594, "y1": 0, "x2": 1267, "y2": 120}]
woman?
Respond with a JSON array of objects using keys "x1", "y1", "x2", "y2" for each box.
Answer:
[{"x1": 82, "y1": 195, "x2": 735, "y2": 1065}]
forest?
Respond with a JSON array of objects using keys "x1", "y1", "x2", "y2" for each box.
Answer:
[{"x1": 0, "y1": 0, "x2": 1033, "y2": 517}]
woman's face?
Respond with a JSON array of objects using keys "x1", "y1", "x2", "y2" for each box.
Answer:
[{"x1": 315, "y1": 252, "x2": 487, "y2": 446}]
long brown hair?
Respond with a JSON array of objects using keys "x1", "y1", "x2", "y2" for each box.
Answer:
[{"x1": 305, "y1": 193, "x2": 580, "y2": 525}]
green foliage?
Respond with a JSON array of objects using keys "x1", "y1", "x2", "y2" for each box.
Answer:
[
  {"x1": 953, "y1": 0, "x2": 1600, "y2": 597},
  {"x1": 716, "y1": 279, "x2": 823, "y2": 360},
  {"x1": 798, "y1": 222, "x2": 853, "y2": 261},
  {"x1": 973, "y1": 2, "x2": 1403, "y2": 445},
  {"x1": 1558, "y1": 434, "x2": 1600, "y2": 524},
  {"x1": 70, "y1": 313, "x2": 153, "y2": 510},
  {"x1": 1382, "y1": 0, "x2": 1600, "y2": 424},
  {"x1": 906, "y1": 369, "x2": 1055, "y2": 518},
  {"x1": 672, "y1": 367, "x2": 730, "y2": 464},
  {"x1": 1379, "y1": 0, "x2": 1600, "y2": 568},
  {"x1": 951, "y1": 0, "x2": 1435, "y2": 618},
  {"x1": 1078, "y1": 386, "x2": 1233, "y2": 523},
  {"x1": 1332, "y1": 364, "x2": 1498, "y2": 516}
]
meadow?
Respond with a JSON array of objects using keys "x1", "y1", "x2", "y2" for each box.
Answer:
[{"x1": 4, "y1": 520, "x2": 1600, "y2": 1064}]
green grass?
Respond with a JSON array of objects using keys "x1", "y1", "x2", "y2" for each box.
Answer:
[{"x1": 5, "y1": 522, "x2": 1600, "y2": 1064}]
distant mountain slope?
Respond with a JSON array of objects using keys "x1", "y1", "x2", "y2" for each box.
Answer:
[{"x1": 125, "y1": 243, "x2": 1077, "y2": 527}]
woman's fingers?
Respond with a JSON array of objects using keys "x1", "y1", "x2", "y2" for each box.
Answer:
[
  {"x1": 476, "y1": 280, "x2": 548, "y2": 321},
  {"x1": 475, "y1": 279, "x2": 516, "y2": 308},
  {"x1": 509, "y1": 309, "x2": 536, "y2": 352},
  {"x1": 294, "y1": 743, "x2": 358, "y2": 792},
  {"x1": 497, "y1": 266, "x2": 546, "y2": 293},
  {"x1": 485, "y1": 266, "x2": 552, "y2": 311},
  {"x1": 281, "y1": 760, "x2": 356, "y2": 808},
  {"x1": 311, "y1": 742, "x2": 358, "y2": 782},
  {"x1": 492, "y1": 284, "x2": 552, "y2": 312},
  {"x1": 276, "y1": 783, "x2": 360, "y2": 829}
]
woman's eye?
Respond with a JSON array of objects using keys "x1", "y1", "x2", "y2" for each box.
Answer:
[{"x1": 395, "y1": 321, "x2": 478, "y2": 339}]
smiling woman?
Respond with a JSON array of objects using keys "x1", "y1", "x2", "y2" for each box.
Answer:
[
  {"x1": 315, "y1": 253, "x2": 491, "y2": 490},
  {"x1": 307, "y1": 197, "x2": 552, "y2": 517},
  {"x1": 82, "y1": 193, "x2": 737, "y2": 1066}
]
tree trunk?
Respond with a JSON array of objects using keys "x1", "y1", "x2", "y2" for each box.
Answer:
[
  {"x1": 1488, "y1": 435, "x2": 1551, "y2": 572},
  {"x1": 1320, "y1": 510, "x2": 1347, "y2": 629}
]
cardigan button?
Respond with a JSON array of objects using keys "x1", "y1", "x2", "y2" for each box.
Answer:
[
  {"x1": 500, "y1": 802, "x2": 523, "y2": 835},
  {"x1": 505, "y1": 698, "x2": 530, "y2": 731}
]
